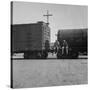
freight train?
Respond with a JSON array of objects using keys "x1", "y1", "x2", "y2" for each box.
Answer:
[
  {"x1": 11, "y1": 21, "x2": 50, "y2": 59},
  {"x1": 56, "y1": 28, "x2": 88, "y2": 59}
]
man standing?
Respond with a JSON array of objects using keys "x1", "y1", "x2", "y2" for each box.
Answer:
[
  {"x1": 62, "y1": 40, "x2": 68, "y2": 55},
  {"x1": 54, "y1": 40, "x2": 60, "y2": 53}
]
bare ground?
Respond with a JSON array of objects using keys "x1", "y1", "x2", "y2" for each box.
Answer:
[{"x1": 12, "y1": 59, "x2": 88, "y2": 88}]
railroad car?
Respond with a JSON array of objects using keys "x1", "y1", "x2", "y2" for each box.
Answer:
[
  {"x1": 57, "y1": 28, "x2": 87, "y2": 59},
  {"x1": 11, "y1": 21, "x2": 50, "y2": 59}
]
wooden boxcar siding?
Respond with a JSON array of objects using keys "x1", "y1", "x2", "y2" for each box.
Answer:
[
  {"x1": 12, "y1": 25, "x2": 27, "y2": 52},
  {"x1": 12, "y1": 22, "x2": 50, "y2": 52},
  {"x1": 28, "y1": 24, "x2": 42, "y2": 50},
  {"x1": 12, "y1": 24, "x2": 42, "y2": 52}
]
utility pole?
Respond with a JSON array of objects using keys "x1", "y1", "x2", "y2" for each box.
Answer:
[{"x1": 43, "y1": 10, "x2": 52, "y2": 25}]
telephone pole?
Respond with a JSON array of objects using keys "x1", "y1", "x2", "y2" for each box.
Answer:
[{"x1": 43, "y1": 10, "x2": 52, "y2": 25}]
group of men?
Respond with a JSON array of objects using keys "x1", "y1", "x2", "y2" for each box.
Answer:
[{"x1": 52, "y1": 40, "x2": 69, "y2": 55}]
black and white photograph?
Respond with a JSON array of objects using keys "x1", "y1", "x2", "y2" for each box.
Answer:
[{"x1": 11, "y1": 1, "x2": 88, "y2": 88}]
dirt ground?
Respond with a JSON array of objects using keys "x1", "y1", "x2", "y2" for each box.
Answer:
[{"x1": 12, "y1": 59, "x2": 88, "y2": 88}]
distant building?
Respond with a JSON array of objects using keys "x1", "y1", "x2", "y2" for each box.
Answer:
[{"x1": 12, "y1": 21, "x2": 50, "y2": 52}]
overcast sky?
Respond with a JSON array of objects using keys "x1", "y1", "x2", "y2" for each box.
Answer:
[{"x1": 12, "y1": 1, "x2": 88, "y2": 42}]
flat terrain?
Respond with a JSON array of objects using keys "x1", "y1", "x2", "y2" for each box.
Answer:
[{"x1": 12, "y1": 54, "x2": 88, "y2": 88}]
